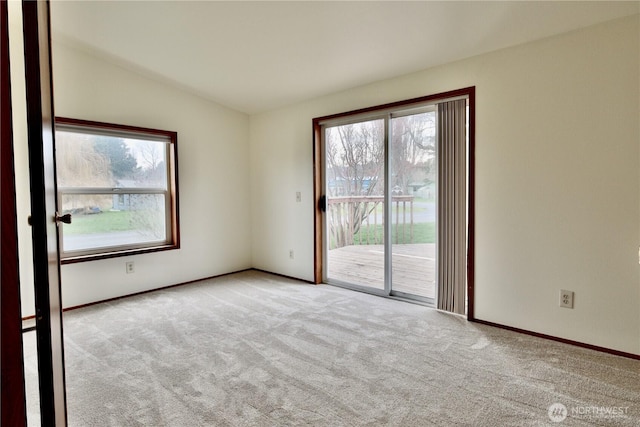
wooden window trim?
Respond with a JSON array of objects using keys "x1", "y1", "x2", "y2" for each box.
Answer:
[{"x1": 55, "y1": 117, "x2": 180, "y2": 264}]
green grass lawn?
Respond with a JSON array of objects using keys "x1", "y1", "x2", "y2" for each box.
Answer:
[
  {"x1": 353, "y1": 222, "x2": 435, "y2": 245},
  {"x1": 64, "y1": 211, "x2": 136, "y2": 235}
]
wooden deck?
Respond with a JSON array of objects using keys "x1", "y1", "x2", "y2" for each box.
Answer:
[{"x1": 327, "y1": 244, "x2": 435, "y2": 299}]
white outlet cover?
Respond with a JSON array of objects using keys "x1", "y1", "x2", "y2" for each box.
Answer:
[{"x1": 559, "y1": 290, "x2": 574, "y2": 308}]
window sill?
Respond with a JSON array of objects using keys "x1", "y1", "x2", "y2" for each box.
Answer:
[{"x1": 60, "y1": 243, "x2": 179, "y2": 265}]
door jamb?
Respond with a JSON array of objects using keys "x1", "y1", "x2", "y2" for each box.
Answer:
[
  {"x1": 22, "y1": 0, "x2": 68, "y2": 424},
  {"x1": 1, "y1": 0, "x2": 27, "y2": 423}
]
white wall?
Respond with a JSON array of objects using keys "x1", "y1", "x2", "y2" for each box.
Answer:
[
  {"x1": 15, "y1": 38, "x2": 252, "y2": 314},
  {"x1": 249, "y1": 15, "x2": 640, "y2": 354}
]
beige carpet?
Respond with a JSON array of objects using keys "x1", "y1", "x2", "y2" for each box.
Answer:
[{"x1": 25, "y1": 270, "x2": 640, "y2": 426}]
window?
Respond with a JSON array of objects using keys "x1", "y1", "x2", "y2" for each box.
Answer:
[{"x1": 55, "y1": 118, "x2": 179, "y2": 262}]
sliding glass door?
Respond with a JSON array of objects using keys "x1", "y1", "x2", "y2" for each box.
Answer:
[
  {"x1": 324, "y1": 118, "x2": 386, "y2": 293},
  {"x1": 322, "y1": 108, "x2": 440, "y2": 302},
  {"x1": 318, "y1": 90, "x2": 471, "y2": 309},
  {"x1": 389, "y1": 109, "x2": 437, "y2": 299}
]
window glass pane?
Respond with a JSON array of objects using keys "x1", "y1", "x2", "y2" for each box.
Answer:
[
  {"x1": 56, "y1": 131, "x2": 168, "y2": 189},
  {"x1": 61, "y1": 193, "x2": 167, "y2": 252},
  {"x1": 390, "y1": 111, "x2": 437, "y2": 299},
  {"x1": 325, "y1": 119, "x2": 386, "y2": 291}
]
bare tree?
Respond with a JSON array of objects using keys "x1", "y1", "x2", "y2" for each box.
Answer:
[
  {"x1": 390, "y1": 112, "x2": 435, "y2": 193},
  {"x1": 123, "y1": 140, "x2": 167, "y2": 236},
  {"x1": 326, "y1": 120, "x2": 385, "y2": 247},
  {"x1": 131, "y1": 140, "x2": 166, "y2": 187}
]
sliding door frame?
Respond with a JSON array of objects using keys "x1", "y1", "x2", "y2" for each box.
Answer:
[
  {"x1": 319, "y1": 113, "x2": 390, "y2": 297},
  {"x1": 313, "y1": 87, "x2": 475, "y2": 318}
]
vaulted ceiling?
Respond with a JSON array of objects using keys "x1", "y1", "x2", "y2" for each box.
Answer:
[{"x1": 50, "y1": 1, "x2": 639, "y2": 114}]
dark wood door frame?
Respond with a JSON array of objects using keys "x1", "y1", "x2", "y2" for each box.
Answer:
[
  {"x1": 1, "y1": 0, "x2": 27, "y2": 424},
  {"x1": 23, "y1": 0, "x2": 68, "y2": 424}
]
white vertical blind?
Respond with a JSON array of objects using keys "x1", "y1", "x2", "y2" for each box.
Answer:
[{"x1": 437, "y1": 99, "x2": 467, "y2": 314}]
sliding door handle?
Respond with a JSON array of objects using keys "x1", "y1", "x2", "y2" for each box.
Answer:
[{"x1": 318, "y1": 195, "x2": 327, "y2": 212}]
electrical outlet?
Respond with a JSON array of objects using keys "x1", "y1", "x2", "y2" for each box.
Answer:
[
  {"x1": 289, "y1": 250, "x2": 294, "y2": 259},
  {"x1": 296, "y1": 192, "x2": 301, "y2": 203},
  {"x1": 559, "y1": 289, "x2": 573, "y2": 308},
  {"x1": 125, "y1": 261, "x2": 135, "y2": 274}
]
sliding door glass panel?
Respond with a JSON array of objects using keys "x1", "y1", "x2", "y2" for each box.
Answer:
[
  {"x1": 390, "y1": 111, "x2": 437, "y2": 299},
  {"x1": 325, "y1": 119, "x2": 385, "y2": 290}
]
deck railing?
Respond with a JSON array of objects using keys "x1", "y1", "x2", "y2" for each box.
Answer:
[{"x1": 327, "y1": 195, "x2": 414, "y2": 248}]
